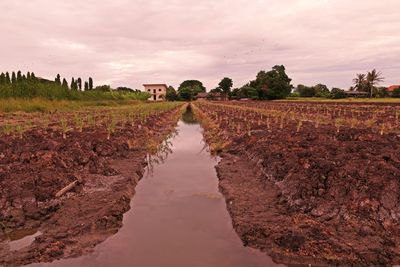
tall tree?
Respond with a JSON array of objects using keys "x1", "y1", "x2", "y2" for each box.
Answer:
[
  {"x1": 353, "y1": 73, "x2": 367, "y2": 92},
  {"x1": 55, "y1": 74, "x2": 61, "y2": 85},
  {"x1": 249, "y1": 65, "x2": 292, "y2": 100},
  {"x1": 88, "y1": 77, "x2": 93, "y2": 90},
  {"x1": 71, "y1": 78, "x2": 77, "y2": 90},
  {"x1": 366, "y1": 69, "x2": 384, "y2": 98},
  {"x1": 166, "y1": 86, "x2": 178, "y2": 101},
  {"x1": 11, "y1": 72, "x2": 16, "y2": 83},
  {"x1": 77, "y1": 77, "x2": 82, "y2": 90},
  {"x1": 0, "y1": 73, "x2": 5, "y2": 84},
  {"x1": 84, "y1": 81, "x2": 89, "y2": 91},
  {"x1": 218, "y1": 77, "x2": 233, "y2": 100},
  {"x1": 62, "y1": 78, "x2": 69, "y2": 89},
  {"x1": 5, "y1": 72, "x2": 10, "y2": 84},
  {"x1": 178, "y1": 80, "x2": 206, "y2": 93},
  {"x1": 17, "y1": 71, "x2": 22, "y2": 82}
]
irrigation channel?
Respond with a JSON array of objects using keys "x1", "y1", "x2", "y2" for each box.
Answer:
[{"x1": 30, "y1": 107, "x2": 282, "y2": 267}]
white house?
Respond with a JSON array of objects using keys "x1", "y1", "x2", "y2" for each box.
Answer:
[{"x1": 143, "y1": 84, "x2": 168, "y2": 101}]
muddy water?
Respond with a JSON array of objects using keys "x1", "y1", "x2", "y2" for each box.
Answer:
[{"x1": 33, "y1": 109, "x2": 282, "y2": 267}]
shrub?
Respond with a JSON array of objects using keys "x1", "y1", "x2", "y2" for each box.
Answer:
[{"x1": 331, "y1": 88, "x2": 346, "y2": 99}]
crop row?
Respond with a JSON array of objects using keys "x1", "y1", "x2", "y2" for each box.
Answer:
[
  {"x1": 0, "y1": 102, "x2": 183, "y2": 140},
  {"x1": 194, "y1": 101, "x2": 400, "y2": 138}
]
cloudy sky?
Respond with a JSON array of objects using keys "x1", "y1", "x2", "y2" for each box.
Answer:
[{"x1": 0, "y1": 0, "x2": 399, "y2": 90}]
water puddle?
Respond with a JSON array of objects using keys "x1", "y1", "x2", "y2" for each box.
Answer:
[
  {"x1": 4, "y1": 229, "x2": 41, "y2": 251},
  {"x1": 31, "y1": 107, "x2": 283, "y2": 266}
]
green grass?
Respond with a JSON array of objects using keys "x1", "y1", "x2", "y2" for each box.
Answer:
[
  {"x1": 279, "y1": 97, "x2": 400, "y2": 103},
  {"x1": 0, "y1": 98, "x2": 149, "y2": 113}
]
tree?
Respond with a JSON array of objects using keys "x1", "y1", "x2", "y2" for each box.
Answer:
[
  {"x1": 0, "y1": 73, "x2": 5, "y2": 84},
  {"x1": 296, "y1": 84, "x2": 315, "y2": 97},
  {"x1": 62, "y1": 78, "x2": 69, "y2": 89},
  {"x1": 314, "y1": 84, "x2": 330, "y2": 97},
  {"x1": 178, "y1": 86, "x2": 194, "y2": 101},
  {"x1": 166, "y1": 86, "x2": 178, "y2": 101},
  {"x1": 116, "y1": 86, "x2": 135, "y2": 92},
  {"x1": 71, "y1": 78, "x2": 78, "y2": 90},
  {"x1": 27, "y1": 72, "x2": 31, "y2": 80},
  {"x1": 178, "y1": 80, "x2": 206, "y2": 92},
  {"x1": 88, "y1": 77, "x2": 93, "y2": 90},
  {"x1": 94, "y1": 85, "x2": 111, "y2": 91},
  {"x1": 218, "y1": 77, "x2": 233, "y2": 100},
  {"x1": 84, "y1": 81, "x2": 89, "y2": 91},
  {"x1": 392, "y1": 87, "x2": 400, "y2": 98},
  {"x1": 55, "y1": 74, "x2": 61, "y2": 85},
  {"x1": 366, "y1": 69, "x2": 384, "y2": 98},
  {"x1": 17, "y1": 71, "x2": 22, "y2": 82},
  {"x1": 331, "y1": 88, "x2": 346, "y2": 99},
  {"x1": 249, "y1": 65, "x2": 292, "y2": 100},
  {"x1": 5, "y1": 72, "x2": 10, "y2": 84},
  {"x1": 11, "y1": 72, "x2": 16, "y2": 83},
  {"x1": 353, "y1": 73, "x2": 367, "y2": 92},
  {"x1": 237, "y1": 86, "x2": 259, "y2": 99},
  {"x1": 77, "y1": 77, "x2": 82, "y2": 90}
]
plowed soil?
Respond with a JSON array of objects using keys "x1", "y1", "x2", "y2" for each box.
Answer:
[
  {"x1": 0, "y1": 105, "x2": 183, "y2": 267},
  {"x1": 194, "y1": 101, "x2": 400, "y2": 266}
]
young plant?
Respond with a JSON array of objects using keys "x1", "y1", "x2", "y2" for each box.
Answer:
[
  {"x1": 296, "y1": 120, "x2": 303, "y2": 133},
  {"x1": 60, "y1": 118, "x2": 70, "y2": 139},
  {"x1": 106, "y1": 115, "x2": 117, "y2": 140},
  {"x1": 2, "y1": 124, "x2": 14, "y2": 136},
  {"x1": 74, "y1": 114, "x2": 84, "y2": 132},
  {"x1": 15, "y1": 124, "x2": 25, "y2": 139},
  {"x1": 335, "y1": 118, "x2": 346, "y2": 133}
]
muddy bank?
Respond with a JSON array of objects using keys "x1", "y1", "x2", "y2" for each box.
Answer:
[
  {"x1": 193, "y1": 102, "x2": 400, "y2": 266},
  {"x1": 0, "y1": 105, "x2": 184, "y2": 266}
]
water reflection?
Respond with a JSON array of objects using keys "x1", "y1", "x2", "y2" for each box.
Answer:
[
  {"x1": 146, "y1": 105, "x2": 198, "y2": 175},
  {"x1": 181, "y1": 104, "x2": 197, "y2": 124},
  {"x1": 145, "y1": 130, "x2": 177, "y2": 176}
]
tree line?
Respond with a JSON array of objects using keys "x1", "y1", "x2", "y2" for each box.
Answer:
[
  {"x1": 166, "y1": 66, "x2": 396, "y2": 101},
  {"x1": 167, "y1": 65, "x2": 293, "y2": 101},
  {"x1": 0, "y1": 71, "x2": 148, "y2": 100}
]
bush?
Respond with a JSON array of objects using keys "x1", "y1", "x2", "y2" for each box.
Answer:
[
  {"x1": 297, "y1": 85, "x2": 316, "y2": 97},
  {"x1": 392, "y1": 87, "x2": 400, "y2": 98},
  {"x1": 331, "y1": 88, "x2": 346, "y2": 99}
]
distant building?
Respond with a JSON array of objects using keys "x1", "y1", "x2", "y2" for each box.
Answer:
[
  {"x1": 344, "y1": 91, "x2": 369, "y2": 98},
  {"x1": 143, "y1": 84, "x2": 167, "y2": 101},
  {"x1": 196, "y1": 92, "x2": 208, "y2": 100}
]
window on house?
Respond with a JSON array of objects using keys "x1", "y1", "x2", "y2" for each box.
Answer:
[
  {"x1": 159, "y1": 88, "x2": 162, "y2": 91},
  {"x1": 153, "y1": 89, "x2": 156, "y2": 94}
]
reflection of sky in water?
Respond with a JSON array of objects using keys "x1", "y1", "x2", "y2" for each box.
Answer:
[{"x1": 29, "y1": 115, "x2": 283, "y2": 267}]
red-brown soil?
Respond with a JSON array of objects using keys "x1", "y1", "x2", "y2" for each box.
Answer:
[
  {"x1": 194, "y1": 101, "x2": 400, "y2": 266},
  {"x1": 0, "y1": 105, "x2": 184, "y2": 267}
]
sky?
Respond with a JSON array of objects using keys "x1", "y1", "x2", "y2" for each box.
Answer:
[{"x1": 0, "y1": 0, "x2": 399, "y2": 91}]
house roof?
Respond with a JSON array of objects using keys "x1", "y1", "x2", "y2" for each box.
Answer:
[
  {"x1": 196, "y1": 92, "x2": 208, "y2": 98},
  {"x1": 388, "y1": 85, "x2": 400, "y2": 92},
  {"x1": 143, "y1": 84, "x2": 168, "y2": 88},
  {"x1": 344, "y1": 91, "x2": 369, "y2": 95}
]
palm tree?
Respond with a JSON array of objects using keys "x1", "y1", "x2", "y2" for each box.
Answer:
[
  {"x1": 353, "y1": 73, "x2": 367, "y2": 92},
  {"x1": 366, "y1": 69, "x2": 384, "y2": 98}
]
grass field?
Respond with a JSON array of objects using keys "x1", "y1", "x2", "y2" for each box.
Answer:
[{"x1": 0, "y1": 98, "x2": 150, "y2": 113}]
